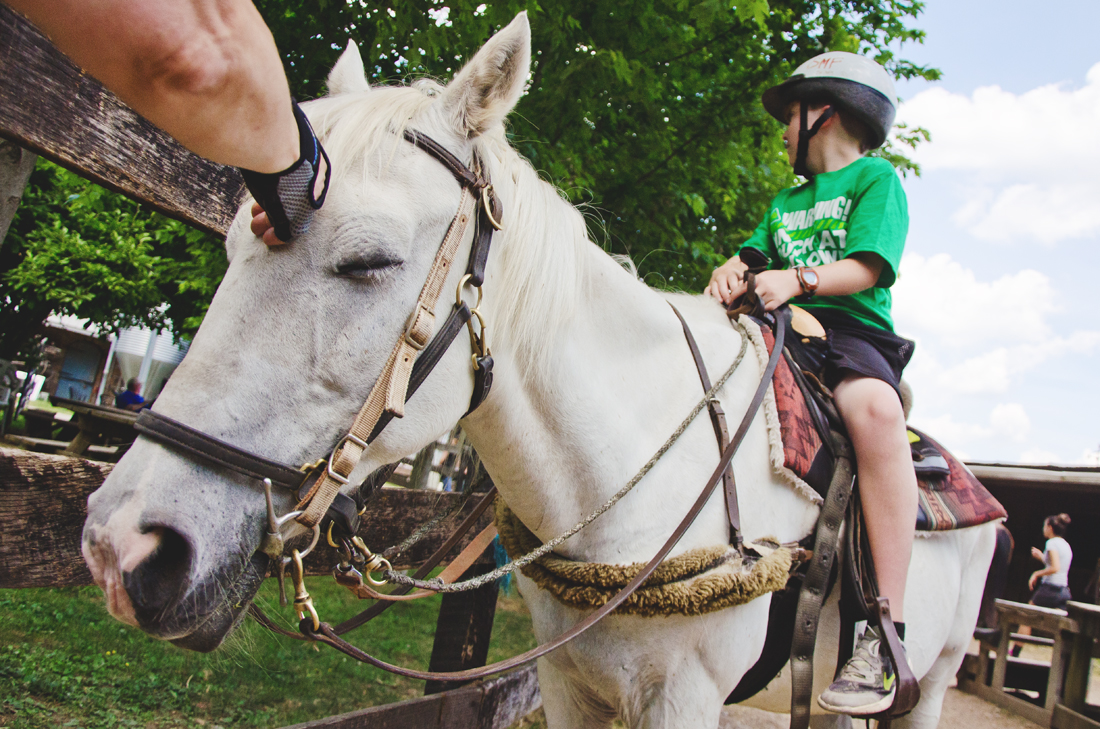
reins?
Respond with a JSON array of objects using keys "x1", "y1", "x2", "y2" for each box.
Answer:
[{"x1": 294, "y1": 309, "x2": 789, "y2": 681}]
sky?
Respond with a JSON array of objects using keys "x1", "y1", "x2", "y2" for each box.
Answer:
[{"x1": 885, "y1": 0, "x2": 1100, "y2": 464}]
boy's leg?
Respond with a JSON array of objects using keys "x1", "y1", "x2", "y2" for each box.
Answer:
[
  {"x1": 833, "y1": 373, "x2": 917, "y2": 622},
  {"x1": 818, "y1": 373, "x2": 917, "y2": 716}
]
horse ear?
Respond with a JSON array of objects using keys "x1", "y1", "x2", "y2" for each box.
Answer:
[
  {"x1": 441, "y1": 12, "x2": 531, "y2": 137},
  {"x1": 327, "y1": 40, "x2": 370, "y2": 95}
]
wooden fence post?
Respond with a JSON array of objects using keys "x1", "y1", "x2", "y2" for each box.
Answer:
[
  {"x1": 0, "y1": 139, "x2": 35, "y2": 245},
  {"x1": 424, "y1": 555, "x2": 501, "y2": 696}
]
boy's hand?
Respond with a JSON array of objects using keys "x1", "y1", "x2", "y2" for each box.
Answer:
[
  {"x1": 752, "y1": 269, "x2": 802, "y2": 311},
  {"x1": 706, "y1": 257, "x2": 750, "y2": 304}
]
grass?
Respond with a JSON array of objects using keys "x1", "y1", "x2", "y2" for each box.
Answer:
[{"x1": 0, "y1": 576, "x2": 543, "y2": 728}]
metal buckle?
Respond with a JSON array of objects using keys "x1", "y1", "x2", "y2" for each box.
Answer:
[
  {"x1": 324, "y1": 433, "x2": 368, "y2": 486},
  {"x1": 403, "y1": 306, "x2": 432, "y2": 351}
]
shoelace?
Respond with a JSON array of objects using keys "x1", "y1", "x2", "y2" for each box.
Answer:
[{"x1": 841, "y1": 634, "x2": 883, "y2": 684}]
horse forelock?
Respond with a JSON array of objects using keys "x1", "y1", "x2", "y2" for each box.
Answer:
[{"x1": 304, "y1": 81, "x2": 599, "y2": 382}]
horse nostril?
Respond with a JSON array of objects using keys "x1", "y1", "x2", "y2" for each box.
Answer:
[{"x1": 122, "y1": 527, "x2": 192, "y2": 624}]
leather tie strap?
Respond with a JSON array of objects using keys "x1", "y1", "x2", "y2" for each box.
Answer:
[
  {"x1": 789, "y1": 432, "x2": 855, "y2": 729},
  {"x1": 668, "y1": 303, "x2": 741, "y2": 545}
]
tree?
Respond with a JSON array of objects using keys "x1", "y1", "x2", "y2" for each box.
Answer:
[
  {"x1": 0, "y1": 161, "x2": 225, "y2": 363},
  {"x1": 1, "y1": 0, "x2": 935, "y2": 362}
]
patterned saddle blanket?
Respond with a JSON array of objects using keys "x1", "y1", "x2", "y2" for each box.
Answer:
[{"x1": 751, "y1": 316, "x2": 1007, "y2": 532}]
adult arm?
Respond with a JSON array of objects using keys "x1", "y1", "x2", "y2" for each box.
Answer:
[
  {"x1": 6, "y1": 0, "x2": 298, "y2": 174},
  {"x1": 1029, "y1": 548, "x2": 1061, "y2": 590}
]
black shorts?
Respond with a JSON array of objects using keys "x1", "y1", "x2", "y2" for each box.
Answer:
[
  {"x1": 1032, "y1": 582, "x2": 1072, "y2": 610},
  {"x1": 807, "y1": 309, "x2": 915, "y2": 401}
]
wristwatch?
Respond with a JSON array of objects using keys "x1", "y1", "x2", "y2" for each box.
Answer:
[{"x1": 795, "y1": 266, "x2": 819, "y2": 297}]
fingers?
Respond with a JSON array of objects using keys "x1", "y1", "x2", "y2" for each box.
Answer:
[{"x1": 250, "y1": 202, "x2": 285, "y2": 246}]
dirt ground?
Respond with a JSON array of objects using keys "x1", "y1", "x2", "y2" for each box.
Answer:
[{"x1": 719, "y1": 687, "x2": 1042, "y2": 729}]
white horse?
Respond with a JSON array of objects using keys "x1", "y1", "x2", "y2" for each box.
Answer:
[{"x1": 81, "y1": 14, "x2": 996, "y2": 728}]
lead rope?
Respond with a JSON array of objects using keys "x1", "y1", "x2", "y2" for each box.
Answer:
[{"x1": 381, "y1": 318, "x2": 751, "y2": 594}]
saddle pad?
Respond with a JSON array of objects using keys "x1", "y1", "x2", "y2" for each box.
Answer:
[{"x1": 754, "y1": 321, "x2": 1007, "y2": 532}]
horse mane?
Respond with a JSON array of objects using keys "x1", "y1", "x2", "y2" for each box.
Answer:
[{"x1": 308, "y1": 81, "x2": 596, "y2": 380}]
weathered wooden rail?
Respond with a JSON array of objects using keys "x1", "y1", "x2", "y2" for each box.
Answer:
[{"x1": 0, "y1": 3, "x2": 242, "y2": 236}]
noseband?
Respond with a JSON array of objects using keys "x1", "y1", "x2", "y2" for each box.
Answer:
[{"x1": 134, "y1": 128, "x2": 502, "y2": 543}]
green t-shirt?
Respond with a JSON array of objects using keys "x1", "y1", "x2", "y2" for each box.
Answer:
[{"x1": 737, "y1": 156, "x2": 908, "y2": 331}]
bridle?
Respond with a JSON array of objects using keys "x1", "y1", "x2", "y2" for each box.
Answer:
[
  {"x1": 130, "y1": 126, "x2": 794, "y2": 684},
  {"x1": 134, "y1": 128, "x2": 504, "y2": 620}
]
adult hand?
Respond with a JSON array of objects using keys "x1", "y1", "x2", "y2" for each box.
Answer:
[
  {"x1": 1031, "y1": 546, "x2": 1044, "y2": 562},
  {"x1": 705, "y1": 257, "x2": 749, "y2": 305},
  {"x1": 250, "y1": 202, "x2": 284, "y2": 246},
  {"x1": 1029, "y1": 572, "x2": 1039, "y2": 590},
  {"x1": 752, "y1": 269, "x2": 802, "y2": 311}
]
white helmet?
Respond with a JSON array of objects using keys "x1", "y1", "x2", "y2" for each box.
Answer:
[{"x1": 762, "y1": 51, "x2": 898, "y2": 149}]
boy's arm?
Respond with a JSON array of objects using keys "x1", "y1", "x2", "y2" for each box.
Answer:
[
  {"x1": 705, "y1": 255, "x2": 751, "y2": 304},
  {"x1": 734, "y1": 252, "x2": 884, "y2": 311}
]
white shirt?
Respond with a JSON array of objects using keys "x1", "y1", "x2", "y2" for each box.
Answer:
[{"x1": 1042, "y1": 536, "x2": 1073, "y2": 587}]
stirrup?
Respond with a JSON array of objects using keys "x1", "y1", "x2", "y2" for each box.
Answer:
[
  {"x1": 870, "y1": 597, "x2": 920, "y2": 726},
  {"x1": 241, "y1": 100, "x2": 331, "y2": 241}
]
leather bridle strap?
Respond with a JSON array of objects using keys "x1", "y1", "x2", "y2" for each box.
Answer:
[
  {"x1": 669, "y1": 303, "x2": 741, "y2": 546},
  {"x1": 134, "y1": 409, "x2": 304, "y2": 489},
  {"x1": 297, "y1": 130, "x2": 502, "y2": 528},
  {"x1": 294, "y1": 308, "x2": 789, "y2": 682}
]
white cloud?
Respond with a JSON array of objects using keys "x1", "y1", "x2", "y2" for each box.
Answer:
[
  {"x1": 893, "y1": 253, "x2": 1058, "y2": 347},
  {"x1": 893, "y1": 254, "x2": 1100, "y2": 397},
  {"x1": 989, "y1": 403, "x2": 1030, "y2": 442},
  {"x1": 897, "y1": 64, "x2": 1100, "y2": 244},
  {"x1": 1020, "y1": 448, "x2": 1061, "y2": 465}
]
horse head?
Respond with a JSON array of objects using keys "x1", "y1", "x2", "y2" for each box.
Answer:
[{"x1": 82, "y1": 14, "x2": 532, "y2": 650}]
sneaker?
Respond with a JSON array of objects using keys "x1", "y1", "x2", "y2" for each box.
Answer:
[{"x1": 817, "y1": 626, "x2": 904, "y2": 716}]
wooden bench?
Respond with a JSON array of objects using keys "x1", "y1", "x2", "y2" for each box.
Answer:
[
  {"x1": 958, "y1": 599, "x2": 1100, "y2": 728},
  {"x1": 958, "y1": 599, "x2": 1077, "y2": 726}
]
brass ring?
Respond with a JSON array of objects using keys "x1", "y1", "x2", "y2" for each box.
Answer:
[
  {"x1": 455, "y1": 273, "x2": 483, "y2": 309},
  {"x1": 481, "y1": 186, "x2": 503, "y2": 231},
  {"x1": 366, "y1": 557, "x2": 393, "y2": 587}
]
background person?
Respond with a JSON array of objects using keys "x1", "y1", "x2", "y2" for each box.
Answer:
[
  {"x1": 1012, "y1": 513, "x2": 1073, "y2": 655},
  {"x1": 114, "y1": 378, "x2": 146, "y2": 411},
  {"x1": 4, "y1": 0, "x2": 329, "y2": 245}
]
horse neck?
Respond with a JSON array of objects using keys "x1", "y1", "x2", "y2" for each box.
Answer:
[{"x1": 459, "y1": 154, "x2": 801, "y2": 561}]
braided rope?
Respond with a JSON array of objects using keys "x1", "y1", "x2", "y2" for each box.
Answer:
[
  {"x1": 381, "y1": 456, "x2": 482, "y2": 560},
  {"x1": 383, "y1": 319, "x2": 751, "y2": 593}
]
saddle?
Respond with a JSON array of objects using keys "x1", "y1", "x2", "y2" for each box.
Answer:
[{"x1": 724, "y1": 297, "x2": 1007, "y2": 727}]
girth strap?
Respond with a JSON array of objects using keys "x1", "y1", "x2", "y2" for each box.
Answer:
[
  {"x1": 668, "y1": 303, "x2": 741, "y2": 546},
  {"x1": 789, "y1": 433, "x2": 854, "y2": 729}
]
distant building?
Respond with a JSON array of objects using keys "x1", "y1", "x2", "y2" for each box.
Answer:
[{"x1": 39, "y1": 315, "x2": 189, "y2": 405}]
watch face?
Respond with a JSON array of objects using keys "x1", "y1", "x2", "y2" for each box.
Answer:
[{"x1": 804, "y1": 269, "x2": 819, "y2": 286}]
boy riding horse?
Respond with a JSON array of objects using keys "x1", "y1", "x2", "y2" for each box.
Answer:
[{"x1": 707, "y1": 52, "x2": 916, "y2": 717}]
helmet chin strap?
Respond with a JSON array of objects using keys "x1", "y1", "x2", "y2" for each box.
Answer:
[{"x1": 794, "y1": 103, "x2": 836, "y2": 179}]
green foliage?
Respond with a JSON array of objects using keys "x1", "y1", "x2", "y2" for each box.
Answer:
[
  {"x1": 0, "y1": 161, "x2": 225, "y2": 363},
  {"x1": 256, "y1": 0, "x2": 938, "y2": 291},
  {"x1": 1, "y1": 0, "x2": 937, "y2": 361}
]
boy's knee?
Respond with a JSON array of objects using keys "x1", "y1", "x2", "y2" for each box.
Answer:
[{"x1": 835, "y1": 377, "x2": 905, "y2": 434}]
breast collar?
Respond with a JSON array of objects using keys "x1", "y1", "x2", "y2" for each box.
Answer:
[{"x1": 134, "y1": 129, "x2": 503, "y2": 537}]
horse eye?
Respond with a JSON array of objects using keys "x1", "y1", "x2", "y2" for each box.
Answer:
[{"x1": 334, "y1": 253, "x2": 402, "y2": 280}]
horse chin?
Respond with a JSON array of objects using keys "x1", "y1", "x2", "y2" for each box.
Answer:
[{"x1": 141, "y1": 552, "x2": 269, "y2": 653}]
